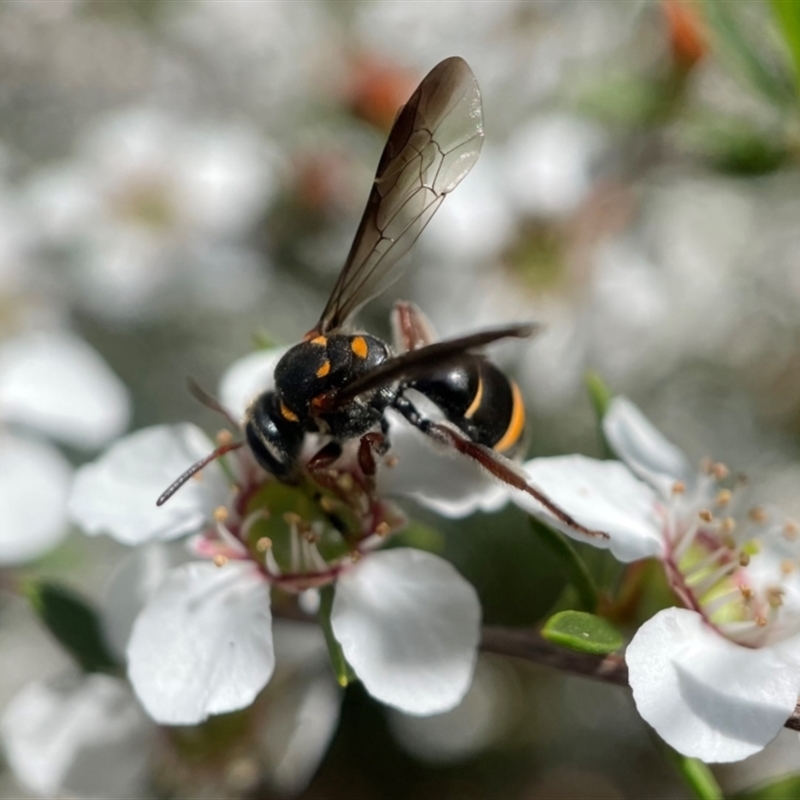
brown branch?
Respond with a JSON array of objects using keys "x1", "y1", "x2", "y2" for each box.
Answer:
[
  {"x1": 480, "y1": 625, "x2": 800, "y2": 733},
  {"x1": 272, "y1": 602, "x2": 800, "y2": 731},
  {"x1": 271, "y1": 599, "x2": 800, "y2": 729}
]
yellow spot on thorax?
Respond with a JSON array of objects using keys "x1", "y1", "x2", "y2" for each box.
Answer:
[
  {"x1": 280, "y1": 401, "x2": 299, "y2": 422},
  {"x1": 351, "y1": 336, "x2": 368, "y2": 359},
  {"x1": 316, "y1": 360, "x2": 331, "y2": 378},
  {"x1": 494, "y1": 381, "x2": 525, "y2": 454},
  {"x1": 310, "y1": 335, "x2": 327, "y2": 346}
]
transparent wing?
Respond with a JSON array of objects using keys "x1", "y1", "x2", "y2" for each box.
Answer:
[{"x1": 313, "y1": 56, "x2": 484, "y2": 335}]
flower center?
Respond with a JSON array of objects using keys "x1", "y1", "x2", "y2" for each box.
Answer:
[
  {"x1": 193, "y1": 440, "x2": 406, "y2": 591},
  {"x1": 661, "y1": 459, "x2": 800, "y2": 647}
]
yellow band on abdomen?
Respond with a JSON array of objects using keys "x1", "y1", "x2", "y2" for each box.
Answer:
[{"x1": 494, "y1": 381, "x2": 525, "y2": 453}]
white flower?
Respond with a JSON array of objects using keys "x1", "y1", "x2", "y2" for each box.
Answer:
[
  {"x1": 70, "y1": 348, "x2": 482, "y2": 726},
  {"x1": 0, "y1": 544, "x2": 341, "y2": 799},
  {"x1": 0, "y1": 330, "x2": 130, "y2": 565},
  {"x1": 24, "y1": 108, "x2": 277, "y2": 322},
  {"x1": 0, "y1": 673, "x2": 153, "y2": 800},
  {"x1": 517, "y1": 396, "x2": 800, "y2": 763}
]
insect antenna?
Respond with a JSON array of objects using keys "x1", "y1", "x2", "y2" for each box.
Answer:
[
  {"x1": 156, "y1": 440, "x2": 244, "y2": 507},
  {"x1": 187, "y1": 377, "x2": 240, "y2": 429}
]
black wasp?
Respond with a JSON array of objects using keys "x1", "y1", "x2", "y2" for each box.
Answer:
[{"x1": 158, "y1": 57, "x2": 603, "y2": 540}]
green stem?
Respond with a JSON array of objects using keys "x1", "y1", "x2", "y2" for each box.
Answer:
[
  {"x1": 663, "y1": 746, "x2": 723, "y2": 800},
  {"x1": 318, "y1": 585, "x2": 354, "y2": 687}
]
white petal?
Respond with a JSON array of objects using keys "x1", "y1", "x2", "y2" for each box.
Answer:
[
  {"x1": 517, "y1": 455, "x2": 665, "y2": 562},
  {"x1": 602, "y1": 397, "x2": 694, "y2": 496},
  {"x1": 69, "y1": 424, "x2": 228, "y2": 546},
  {"x1": 0, "y1": 673, "x2": 152, "y2": 799},
  {"x1": 331, "y1": 548, "x2": 481, "y2": 715},
  {"x1": 259, "y1": 623, "x2": 341, "y2": 795},
  {"x1": 102, "y1": 543, "x2": 188, "y2": 660},
  {"x1": 627, "y1": 608, "x2": 800, "y2": 763},
  {"x1": 0, "y1": 331, "x2": 130, "y2": 449},
  {"x1": 127, "y1": 561, "x2": 274, "y2": 725},
  {"x1": 0, "y1": 433, "x2": 71, "y2": 565},
  {"x1": 378, "y1": 410, "x2": 509, "y2": 518},
  {"x1": 387, "y1": 656, "x2": 512, "y2": 764},
  {"x1": 218, "y1": 347, "x2": 287, "y2": 422}
]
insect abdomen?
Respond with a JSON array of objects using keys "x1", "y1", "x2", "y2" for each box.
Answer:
[{"x1": 410, "y1": 359, "x2": 526, "y2": 457}]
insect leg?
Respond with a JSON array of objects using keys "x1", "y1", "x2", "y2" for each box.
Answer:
[
  {"x1": 358, "y1": 432, "x2": 389, "y2": 477},
  {"x1": 392, "y1": 396, "x2": 607, "y2": 541},
  {"x1": 306, "y1": 441, "x2": 344, "y2": 473},
  {"x1": 391, "y1": 301, "x2": 437, "y2": 352}
]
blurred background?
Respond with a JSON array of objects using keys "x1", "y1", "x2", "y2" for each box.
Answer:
[{"x1": 3, "y1": 1, "x2": 800, "y2": 797}]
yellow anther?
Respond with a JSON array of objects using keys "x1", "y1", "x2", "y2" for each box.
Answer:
[
  {"x1": 749, "y1": 507, "x2": 768, "y2": 524},
  {"x1": 712, "y1": 462, "x2": 729, "y2": 481},
  {"x1": 256, "y1": 537, "x2": 272, "y2": 552},
  {"x1": 767, "y1": 587, "x2": 785, "y2": 608},
  {"x1": 739, "y1": 585, "x2": 754, "y2": 600},
  {"x1": 213, "y1": 554, "x2": 228, "y2": 568},
  {"x1": 720, "y1": 517, "x2": 736, "y2": 535},
  {"x1": 319, "y1": 496, "x2": 337, "y2": 513},
  {"x1": 216, "y1": 429, "x2": 234, "y2": 446},
  {"x1": 384, "y1": 455, "x2": 399, "y2": 468},
  {"x1": 699, "y1": 509, "x2": 713, "y2": 523},
  {"x1": 716, "y1": 489, "x2": 732, "y2": 507},
  {"x1": 672, "y1": 481, "x2": 686, "y2": 495},
  {"x1": 283, "y1": 512, "x2": 302, "y2": 526},
  {"x1": 755, "y1": 614, "x2": 768, "y2": 627},
  {"x1": 350, "y1": 550, "x2": 363, "y2": 563},
  {"x1": 781, "y1": 560, "x2": 795, "y2": 575},
  {"x1": 721, "y1": 534, "x2": 736, "y2": 550},
  {"x1": 784, "y1": 520, "x2": 799, "y2": 540},
  {"x1": 738, "y1": 552, "x2": 750, "y2": 567},
  {"x1": 213, "y1": 506, "x2": 229, "y2": 523},
  {"x1": 376, "y1": 522, "x2": 391, "y2": 537},
  {"x1": 337, "y1": 474, "x2": 354, "y2": 492}
]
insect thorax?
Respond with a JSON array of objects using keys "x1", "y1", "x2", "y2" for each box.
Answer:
[{"x1": 273, "y1": 333, "x2": 392, "y2": 426}]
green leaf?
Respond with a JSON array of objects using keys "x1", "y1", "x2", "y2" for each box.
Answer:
[
  {"x1": 252, "y1": 329, "x2": 280, "y2": 350},
  {"x1": 24, "y1": 581, "x2": 120, "y2": 674},
  {"x1": 770, "y1": 0, "x2": 800, "y2": 97},
  {"x1": 662, "y1": 746, "x2": 723, "y2": 800},
  {"x1": 541, "y1": 610, "x2": 623, "y2": 655},
  {"x1": 702, "y1": 0, "x2": 795, "y2": 108},
  {"x1": 735, "y1": 773, "x2": 800, "y2": 799},
  {"x1": 530, "y1": 517, "x2": 599, "y2": 612},
  {"x1": 584, "y1": 370, "x2": 614, "y2": 459},
  {"x1": 677, "y1": 114, "x2": 788, "y2": 175},
  {"x1": 585, "y1": 370, "x2": 612, "y2": 420},
  {"x1": 318, "y1": 585, "x2": 355, "y2": 687},
  {"x1": 573, "y1": 74, "x2": 673, "y2": 128}
]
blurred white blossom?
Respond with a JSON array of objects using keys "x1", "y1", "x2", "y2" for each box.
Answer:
[
  {"x1": 25, "y1": 108, "x2": 278, "y2": 322},
  {"x1": 0, "y1": 330, "x2": 129, "y2": 565}
]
